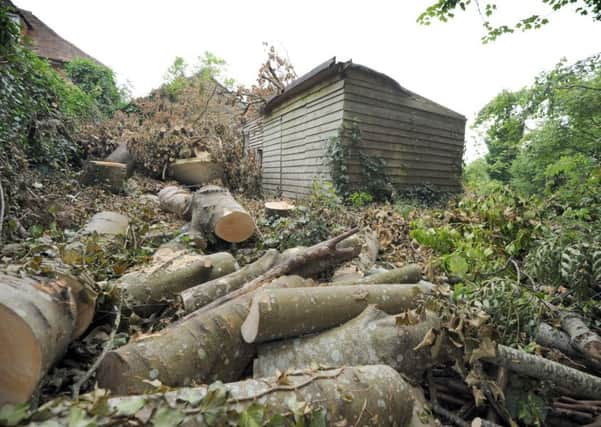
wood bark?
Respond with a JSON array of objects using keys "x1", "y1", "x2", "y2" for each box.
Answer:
[
  {"x1": 241, "y1": 282, "x2": 435, "y2": 344},
  {"x1": 536, "y1": 322, "x2": 580, "y2": 358},
  {"x1": 158, "y1": 185, "x2": 192, "y2": 220},
  {"x1": 253, "y1": 305, "x2": 442, "y2": 380},
  {"x1": 168, "y1": 156, "x2": 224, "y2": 186},
  {"x1": 330, "y1": 263, "x2": 422, "y2": 286},
  {"x1": 0, "y1": 274, "x2": 87, "y2": 404},
  {"x1": 483, "y1": 344, "x2": 601, "y2": 399},
  {"x1": 195, "y1": 227, "x2": 361, "y2": 315},
  {"x1": 115, "y1": 242, "x2": 238, "y2": 315},
  {"x1": 189, "y1": 185, "x2": 255, "y2": 243},
  {"x1": 97, "y1": 276, "x2": 316, "y2": 395},
  {"x1": 80, "y1": 161, "x2": 129, "y2": 193},
  {"x1": 331, "y1": 228, "x2": 379, "y2": 282},
  {"x1": 105, "y1": 142, "x2": 135, "y2": 174},
  {"x1": 561, "y1": 312, "x2": 601, "y2": 367},
  {"x1": 179, "y1": 249, "x2": 281, "y2": 313},
  {"x1": 45, "y1": 366, "x2": 417, "y2": 427}
]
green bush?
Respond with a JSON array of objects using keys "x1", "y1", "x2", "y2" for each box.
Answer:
[
  {"x1": 347, "y1": 191, "x2": 373, "y2": 207},
  {"x1": 64, "y1": 58, "x2": 123, "y2": 115}
]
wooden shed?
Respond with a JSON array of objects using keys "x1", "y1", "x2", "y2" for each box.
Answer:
[{"x1": 243, "y1": 57, "x2": 466, "y2": 198}]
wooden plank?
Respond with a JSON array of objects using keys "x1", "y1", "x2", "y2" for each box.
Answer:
[
  {"x1": 265, "y1": 78, "x2": 345, "y2": 118},
  {"x1": 344, "y1": 98, "x2": 465, "y2": 136}
]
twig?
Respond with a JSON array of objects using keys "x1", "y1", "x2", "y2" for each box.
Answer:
[{"x1": 72, "y1": 299, "x2": 122, "y2": 399}]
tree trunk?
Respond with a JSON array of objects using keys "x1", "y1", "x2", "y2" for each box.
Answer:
[
  {"x1": 40, "y1": 366, "x2": 417, "y2": 427},
  {"x1": 115, "y1": 243, "x2": 238, "y2": 315},
  {"x1": 483, "y1": 344, "x2": 601, "y2": 399},
  {"x1": 158, "y1": 185, "x2": 192, "y2": 220},
  {"x1": 253, "y1": 305, "x2": 442, "y2": 380},
  {"x1": 168, "y1": 156, "x2": 224, "y2": 186},
  {"x1": 195, "y1": 228, "x2": 361, "y2": 315},
  {"x1": 80, "y1": 161, "x2": 129, "y2": 193},
  {"x1": 331, "y1": 228, "x2": 379, "y2": 282},
  {"x1": 241, "y1": 282, "x2": 435, "y2": 344},
  {"x1": 105, "y1": 142, "x2": 135, "y2": 174},
  {"x1": 536, "y1": 322, "x2": 580, "y2": 358},
  {"x1": 331, "y1": 264, "x2": 422, "y2": 286},
  {"x1": 179, "y1": 249, "x2": 282, "y2": 313},
  {"x1": 97, "y1": 276, "x2": 316, "y2": 395},
  {"x1": 189, "y1": 185, "x2": 255, "y2": 243},
  {"x1": 0, "y1": 274, "x2": 85, "y2": 404},
  {"x1": 561, "y1": 312, "x2": 601, "y2": 367}
]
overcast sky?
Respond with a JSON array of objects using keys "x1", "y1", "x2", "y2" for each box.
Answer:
[{"x1": 14, "y1": 0, "x2": 601, "y2": 161}]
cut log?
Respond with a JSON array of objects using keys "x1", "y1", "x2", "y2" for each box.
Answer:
[
  {"x1": 331, "y1": 263, "x2": 422, "y2": 286},
  {"x1": 157, "y1": 185, "x2": 192, "y2": 220},
  {"x1": 536, "y1": 322, "x2": 580, "y2": 358},
  {"x1": 331, "y1": 228, "x2": 379, "y2": 282},
  {"x1": 97, "y1": 275, "x2": 317, "y2": 394},
  {"x1": 561, "y1": 312, "x2": 601, "y2": 367},
  {"x1": 483, "y1": 344, "x2": 601, "y2": 399},
  {"x1": 196, "y1": 228, "x2": 361, "y2": 315},
  {"x1": 264, "y1": 200, "x2": 295, "y2": 217},
  {"x1": 241, "y1": 282, "x2": 435, "y2": 344},
  {"x1": 179, "y1": 249, "x2": 282, "y2": 312},
  {"x1": 0, "y1": 274, "x2": 85, "y2": 404},
  {"x1": 168, "y1": 156, "x2": 224, "y2": 186},
  {"x1": 38, "y1": 366, "x2": 416, "y2": 426},
  {"x1": 105, "y1": 142, "x2": 134, "y2": 173},
  {"x1": 80, "y1": 161, "x2": 129, "y2": 193},
  {"x1": 189, "y1": 185, "x2": 255, "y2": 243},
  {"x1": 253, "y1": 305, "x2": 442, "y2": 380},
  {"x1": 115, "y1": 242, "x2": 238, "y2": 315}
]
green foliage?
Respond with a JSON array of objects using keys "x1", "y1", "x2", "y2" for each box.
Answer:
[
  {"x1": 418, "y1": 0, "x2": 601, "y2": 43},
  {"x1": 64, "y1": 58, "x2": 123, "y2": 115},
  {"x1": 162, "y1": 56, "x2": 188, "y2": 100},
  {"x1": 462, "y1": 158, "x2": 490, "y2": 189},
  {"x1": 347, "y1": 191, "x2": 374, "y2": 207},
  {"x1": 260, "y1": 181, "x2": 344, "y2": 251},
  {"x1": 326, "y1": 120, "x2": 392, "y2": 201}
]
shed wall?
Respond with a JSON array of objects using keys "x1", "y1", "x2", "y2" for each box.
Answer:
[
  {"x1": 342, "y1": 68, "x2": 465, "y2": 191},
  {"x1": 262, "y1": 75, "x2": 345, "y2": 197}
]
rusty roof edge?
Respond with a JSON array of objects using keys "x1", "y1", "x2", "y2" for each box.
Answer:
[
  {"x1": 263, "y1": 56, "x2": 340, "y2": 113},
  {"x1": 262, "y1": 57, "x2": 466, "y2": 121}
]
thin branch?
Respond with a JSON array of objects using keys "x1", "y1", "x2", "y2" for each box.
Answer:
[
  {"x1": 0, "y1": 177, "x2": 4, "y2": 245},
  {"x1": 72, "y1": 299, "x2": 122, "y2": 399}
]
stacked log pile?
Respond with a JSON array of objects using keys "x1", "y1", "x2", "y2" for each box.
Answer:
[{"x1": 2, "y1": 184, "x2": 601, "y2": 427}]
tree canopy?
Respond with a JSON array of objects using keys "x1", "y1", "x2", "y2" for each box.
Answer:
[{"x1": 418, "y1": 0, "x2": 601, "y2": 42}]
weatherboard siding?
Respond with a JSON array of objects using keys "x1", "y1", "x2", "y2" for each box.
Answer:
[
  {"x1": 262, "y1": 75, "x2": 345, "y2": 197},
  {"x1": 342, "y1": 68, "x2": 465, "y2": 191}
]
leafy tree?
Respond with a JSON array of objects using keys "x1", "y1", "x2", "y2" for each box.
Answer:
[
  {"x1": 418, "y1": 0, "x2": 601, "y2": 42},
  {"x1": 64, "y1": 58, "x2": 123, "y2": 115},
  {"x1": 473, "y1": 54, "x2": 601, "y2": 216}
]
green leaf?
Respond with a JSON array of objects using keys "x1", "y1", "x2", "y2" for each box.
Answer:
[
  {"x1": 113, "y1": 396, "x2": 146, "y2": 416},
  {"x1": 151, "y1": 406, "x2": 185, "y2": 427},
  {"x1": 447, "y1": 253, "x2": 469, "y2": 276},
  {"x1": 0, "y1": 403, "x2": 29, "y2": 426},
  {"x1": 68, "y1": 407, "x2": 95, "y2": 427},
  {"x1": 308, "y1": 408, "x2": 327, "y2": 427},
  {"x1": 239, "y1": 403, "x2": 264, "y2": 427}
]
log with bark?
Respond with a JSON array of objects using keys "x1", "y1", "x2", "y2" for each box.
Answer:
[
  {"x1": 330, "y1": 228, "x2": 379, "y2": 283},
  {"x1": 189, "y1": 185, "x2": 255, "y2": 243},
  {"x1": 179, "y1": 249, "x2": 282, "y2": 312},
  {"x1": 241, "y1": 282, "x2": 435, "y2": 344},
  {"x1": 115, "y1": 241, "x2": 238, "y2": 315},
  {"x1": 97, "y1": 275, "x2": 317, "y2": 394},
  {"x1": 80, "y1": 161, "x2": 130, "y2": 193},
  {"x1": 330, "y1": 263, "x2": 422, "y2": 286},
  {"x1": 105, "y1": 141, "x2": 135, "y2": 173},
  {"x1": 561, "y1": 312, "x2": 601, "y2": 368},
  {"x1": 38, "y1": 366, "x2": 418, "y2": 426},
  {"x1": 157, "y1": 185, "x2": 192, "y2": 220},
  {"x1": 0, "y1": 273, "x2": 93, "y2": 404},
  {"x1": 196, "y1": 227, "x2": 361, "y2": 315},
  {"x1": 253, "y1": 305, "x2": 442, "y2": 380}
]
